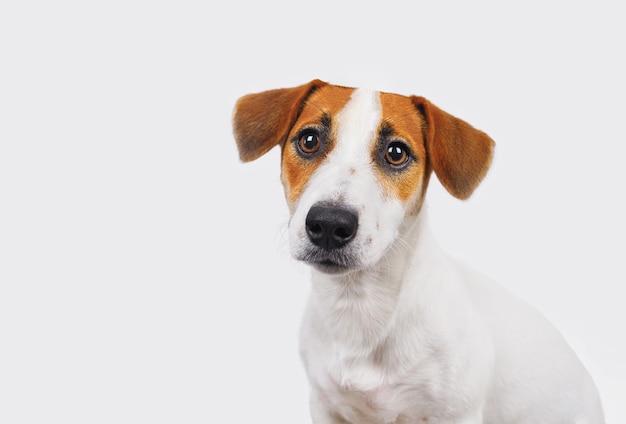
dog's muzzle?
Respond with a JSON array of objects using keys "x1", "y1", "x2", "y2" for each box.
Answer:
[{"x1": 301, "y1": 204, "x2": 359, "y2": 273}]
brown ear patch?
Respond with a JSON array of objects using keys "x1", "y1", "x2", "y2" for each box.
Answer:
[
  {"x1": 412, "y1": 96, "x2": 495, "y2": 199},
  {"x1": 232, "y1": 79, "x2": 327, "y2": 162}
]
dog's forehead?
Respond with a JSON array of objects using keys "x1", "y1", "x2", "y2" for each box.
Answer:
[
  {"x1": 294, "y1": 85, "x2": 384, "y2": 172},
  {"x1": 332, "y1": 88, "x2": 382, "y2": 160},
  {"x1": 300, "y1": 86, "x2": 422, "y2": 139},
  {"x1": 300, "y1": 87, "x2": 426, "y2": 166},
  {"x1": 379, "y1": 92, "x2": 425, "y2": 138},
  {"x1": 299, "y1": 84, "x2": 356, "y2": 120}
]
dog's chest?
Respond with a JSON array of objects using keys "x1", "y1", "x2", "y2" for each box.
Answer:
[{"x1": 320, "y1": 355, "x2": 430, "y2": 424}]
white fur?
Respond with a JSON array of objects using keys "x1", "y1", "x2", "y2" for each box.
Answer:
[{"x1": 289, "y1": 90, "x2": 604, "y2": 423}]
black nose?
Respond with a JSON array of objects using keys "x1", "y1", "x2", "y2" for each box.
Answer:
[{"x1": 305, "y1": 205, "x2": 358, "y2": 251}]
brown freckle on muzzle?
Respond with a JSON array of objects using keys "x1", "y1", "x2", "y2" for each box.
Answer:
[{"x1": 350, "y1": 168, "x2": 356, "y2": 175}]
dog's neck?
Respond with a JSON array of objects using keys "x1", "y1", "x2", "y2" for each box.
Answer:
[{"x1": 308, "y1": 206, "x2": 443, "y2": 356}]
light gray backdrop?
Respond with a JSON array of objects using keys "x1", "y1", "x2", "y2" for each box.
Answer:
[{"x1": 1, "y1": 1, "x2": 624, "y2": 422}]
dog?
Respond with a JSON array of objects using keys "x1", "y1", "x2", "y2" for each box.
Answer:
[{"x1": 232, "y1": 80, "x2": 604, "y2": 423}]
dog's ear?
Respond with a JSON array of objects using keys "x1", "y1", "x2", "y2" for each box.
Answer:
[
  {"x1": 412, "y1": 96, "x2": 495, "y2": 200},
  {"x1": 232, "y1": 79, "x2": 328, "y2": 162}
]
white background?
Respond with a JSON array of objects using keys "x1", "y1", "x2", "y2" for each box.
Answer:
[{"x1": 1, "y1": 1, "x2": 624, "y2": 422}]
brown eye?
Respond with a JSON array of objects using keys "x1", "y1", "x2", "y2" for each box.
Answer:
[
  {"x1": 298, "y1": 132, "x2": 321, "y2": 155},
  {"x1": 385, "y1": 142, "x2": 409, "y2": 167}
]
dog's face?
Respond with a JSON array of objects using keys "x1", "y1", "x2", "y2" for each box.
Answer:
[
  {"x1": 233, "y1": 80, "x2": 494, "y2": 274},
  {"x1": 281, "y1": 86, "x2": 429, "y2": 274}
]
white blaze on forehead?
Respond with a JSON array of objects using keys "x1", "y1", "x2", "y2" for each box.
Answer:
[{"x1": 333, "y1": 88, "x2": 382, "y2": 163}]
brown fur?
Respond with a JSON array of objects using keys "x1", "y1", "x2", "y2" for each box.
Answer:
[
  {"x1": 412, "y1": 96, "x2": 495, "y2": 200},
  {"x1": 377, "y1": 92, "x2": 429, "y2": 206}
]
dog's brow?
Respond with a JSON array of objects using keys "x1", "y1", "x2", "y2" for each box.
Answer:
[
  {"x1": 378, "y1": 120, "x2": 396, "y2": 140},
  {"x1": 299, "y1": 112, "x2": 331, "y2": 131},
  {"x1": 320, "y1": 113, "x2": 331, "y2": 129}
]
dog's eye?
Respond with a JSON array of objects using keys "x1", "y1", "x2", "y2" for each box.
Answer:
[
  {"x1": 385, "y1": 142, "x2": 410, "y2": 167},
  {"x1": 297, "y1": 132, "x2": 321, "y2": 155}
]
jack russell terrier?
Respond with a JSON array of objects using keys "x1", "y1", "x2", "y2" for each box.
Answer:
[{"x1": 232, "y1": 80, "x2": 604, "y2": 423}]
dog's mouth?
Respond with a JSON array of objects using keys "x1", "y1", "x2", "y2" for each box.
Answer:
[
  {"x1": 312, "y1": 259, "x2": 351, "y2": 275},
  {"x1": 298, "y1": 248, "x2": 359, "y2": 275}
]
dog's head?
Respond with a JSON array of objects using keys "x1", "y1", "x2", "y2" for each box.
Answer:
[{"x1": 233, "y1": 80, "x2": 494, "y2": 274}]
